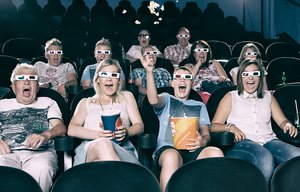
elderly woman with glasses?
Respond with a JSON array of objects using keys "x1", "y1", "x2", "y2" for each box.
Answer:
[
  {"x1": 230, "y1": 43, "x2": 268, "y2": 90},
  {"x1": 179, "y1": 40, "x2": 232, "y2": 103},
  {"x1": 132, "y1": 45, "x2": 172, "y2": 106},
  {"x1": 68, "y1": 58, "x2": 144, "y2": 166},
  {"x1": 210, "y1": 58, "x2": 300, "y2": 184}
]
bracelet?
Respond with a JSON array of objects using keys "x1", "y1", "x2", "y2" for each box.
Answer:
[
  {"x1": 280, "y1": 120, "x2": 291, "y2": 129},
  {"x1": 225, "y1": 123, "x2": 234, "y2": 132}
]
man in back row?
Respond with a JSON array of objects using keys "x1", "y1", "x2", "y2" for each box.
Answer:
[{"x1": 164, "y1": 27, "x2": 192, "y2": 67}]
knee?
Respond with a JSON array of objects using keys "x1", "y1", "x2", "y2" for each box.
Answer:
[
  {"x1": 160, "y1": 149, "x2": 182, "y2": 167},
  {"x1": 198, "y1": 147, "x2": 224, "y2": 159},
  {"x1": 92, "y1": 138, "x2": 114, "y2": 152}
]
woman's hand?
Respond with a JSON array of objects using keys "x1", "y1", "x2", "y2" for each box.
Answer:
[
  {"x1": 229, "y1": 125, "x2": 246, "y2": 143},
  {"x1": 98, "y1": 122, "x2": 115, "y2": 140},
  {"x1": 283, "y1": 122, "x2": 298, "y2": 138},
  {"x1": 114, "y1": 126, "x2": 128, "y2": 142}
]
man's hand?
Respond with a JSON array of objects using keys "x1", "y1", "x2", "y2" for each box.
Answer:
[
  {"x1": 0, "y1": 140, "x2": 11, "y2": 154},
  {"x1": 26, "y1": 134, "x2": 47, "y2": 149}
]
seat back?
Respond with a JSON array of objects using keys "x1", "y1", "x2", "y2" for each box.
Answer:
[
  {"x1": 207, "y1": 40, "x2": 232, "y2": 63},
  {"x1": 223, "y1": 57, "x2": 239, "y2": 81},
  {"x1": 69, "y1": 88, "x2": 95, "y2": 119},
  {"x1": 166, "y1": 158, "x2": 268, "y2": 192},
  {"x1": 0, "y1": 55, "x2": 21, "y2": 87},
  {"x1": 206, "y1": 85, "x2": 237, "y2": 120},
  {"x1": 51, "y1": 161, "x2": 160, "y2": 192},
  {"x1": 270, "y1": 156, "x2": 300, "y2": 192},
  {"x1": 0, "y1": 166, "x2": 42, "y2": 192},
  {"x1": 2, "y1": 37, "x2": 43, "y2": 62},
  {"x1": 265, "y1": 42, "x2": 299, "y2": 62},
  {"x1": 266, "y1": 57, "x2": 300, "y2": 90},
  {"x1": 232, "y1": 40, "x2": 266, "y2": 60},
  {"x1": 272, "y1": 84, "x2": 300, "y2": 147}
]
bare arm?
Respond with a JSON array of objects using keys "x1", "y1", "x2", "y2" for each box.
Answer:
[
  {"x1": 68, "y1": 98, "x2": 111, "y2": 139},
  {"x1": 210, "y1": 92, "x2": 246, "y2": 142},
  {"x1": 26, "y1": 118, "x2": 67, "y2": 149},
  {"x1": 81, "y1": 80, "x2": 91, "y2": 90},
  {"x1": 213, "y1": 60, "x2": 228, "y2": 79},
  {"x1": 271, "y1": 95, "x2": 298, "y2": 137},
  {"x1": 139, "y1": 54, "x2": 165, "y2": 108}
]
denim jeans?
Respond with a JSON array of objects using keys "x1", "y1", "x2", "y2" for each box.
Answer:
[{"x1": 226, "y1": 139, "x2": 300, "y2": 184}]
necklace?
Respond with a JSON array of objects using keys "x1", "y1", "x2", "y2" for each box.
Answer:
[{"x1": 98, "y1": 98, "x2": 113, "y2": 111}]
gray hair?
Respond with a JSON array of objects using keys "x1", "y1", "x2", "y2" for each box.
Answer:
[{"x1": 10, "y1": 63, "x2": 39, "y2": 83}]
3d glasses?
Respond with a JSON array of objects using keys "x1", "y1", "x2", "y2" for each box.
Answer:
[
  {"x1": 194, "y1": 48, "x2": 209, "y2": 53},
  {"x1": 47, "y1": 50, "x2": 63, "y2": 55},
  {"x1": 15, "y1": 75, "x2": 38, "y2": 81},
  {"x1": 241, "y1": 71, "x2": 261, "y2": 78},
  {"x1": 95, "y1": 50, "x2": 111, "y2": 55},
  {"x1": 98, "y1": 71, "x2": 120, "y2": 79},
  {"x1": 173, "y1": 73, "x2": 193, "y2": 80}
]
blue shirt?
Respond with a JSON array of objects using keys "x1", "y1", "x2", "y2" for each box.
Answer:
[{"x1": 153, "y1": 93, "x2": 210, "y2": 158}]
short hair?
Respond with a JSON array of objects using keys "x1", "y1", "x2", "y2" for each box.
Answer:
[
  {"x1": 45, "y1": 38, "x2": 62, "y2": 52},
  {"x1": 92, "y1": 58, "x2": 122, "y2": 102},
  {"x1": 10, "y1": 63, "x2": 39, "y2": 83},
  {"x1": 238, "y1": 43, "x2": 262, "y2": 64},
  {"x1": 94, "y1": 37, "x2": 111, "y2": 50},
  {"x1": 178, "y1": 27, "x2": 190, "y2": 34},
  {"x1": 174, "y1": 66, "x2": 192, "y2": 74},
  {"x1": 237, "y1": 58, "x2": 265, "y2": 98}
]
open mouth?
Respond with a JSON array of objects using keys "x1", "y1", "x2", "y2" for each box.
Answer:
[
  {"x1": 23, "y1": 88, "x2": 31, "y2": 97},
  {"x1": 179, "y1": 85, "x2": 187, "y2": 93}
]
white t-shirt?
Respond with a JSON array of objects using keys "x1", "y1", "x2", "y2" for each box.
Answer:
[
  {"x1": 0, "y1": 97, "x2": 62, "y2": 150},
  {"x1": 34, "y1": 61, "x2": 77, "y2": 91}
]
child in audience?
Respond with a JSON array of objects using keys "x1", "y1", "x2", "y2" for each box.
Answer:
[
  {"x1": 230, "y1": 43, "x2": 268, "y2": 90},
  {"x1": 142, "y1": 52, "x2": 224, "y2": 191},
  {"x1": 34, "y1": 38, "x2": 78, "y2": 98}
]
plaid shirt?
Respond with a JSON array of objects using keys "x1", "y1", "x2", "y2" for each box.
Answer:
[{"x1": 164, "y1": 43, "x2": 192, "y2": 66}]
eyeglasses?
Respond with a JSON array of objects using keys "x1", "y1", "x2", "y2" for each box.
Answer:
[
  {"x1": 173, "y1": 73, "x2": 193, "y2": 80},
  {"x1": 178, "y1": 34, "x2": 190, "y2": 38},
  {"x1": 194, "y1": 48, "x2": 209, "y2": 53},
  {"x1": 245, "y1": 52, "x2": 258, "y2": 56},
  {"x1": 241, "y1": 71, "x2": 261, "y2": 78},
  {"x1": 96, "y1": 50, "x2": 111, "y2": 55},
  {"x1": 98, "y1": 71, "x2": 120, "y2": 79},
  {"x1": 143, "y1": 51, "x2": 158, "y2": 56},
  {"x1": 15, "y1": 75, "x2": 38, "y2": 81},
  {"x1": 47, "y1": 50, "x2": 63, "y2": 55},
  {"x1": 138, "y1": 34, "x2": 150, "y2": 38}
]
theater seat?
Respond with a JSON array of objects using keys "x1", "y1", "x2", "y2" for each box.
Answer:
[
  {"x1": 51, "y1": 161, "x2": 160, "y2": 192},
  {"x1": 166, "y1": 157, "x2": 268, "y2": 192}
]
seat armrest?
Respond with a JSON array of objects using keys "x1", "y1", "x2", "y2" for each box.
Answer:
[
  {"x1": 210, "y1": 132, "x2": 235, "y2": 149},
  {"x1": 54, "y1": 136, "x2": 73, "y2": 151},
  {"x1": 137, "y1": 134, "x2": 157, "y2": 149}
]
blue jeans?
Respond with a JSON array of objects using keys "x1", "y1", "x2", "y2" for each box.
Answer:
[{"x1": 226, "y1": 139, "x2": 300, "y2": 184}]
